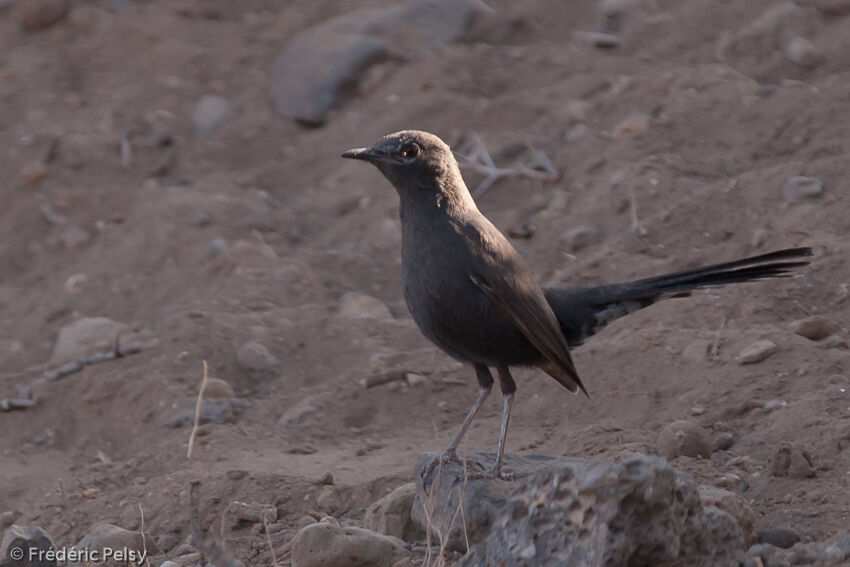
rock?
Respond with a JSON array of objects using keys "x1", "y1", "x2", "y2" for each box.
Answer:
[
  {"x1": 338, "y1": 292, "x2": 392, "y2": 319},
  {"x1": 789, "y1": 316, "x2": 839, "y2": 340},
  {"x1": 365, "y1": 483, "x2": 422, "y2": 542},
  {"x1": 71, "y1": 523, "x2": 159, "y2": 566},
  {"x1": 412, "y1": 453, "x2": 746, "y2": 565},
  {"x1": 560, "y1": 225, "x2": 600, "y2": 251},
  {"x1": 784, "y1": 176, "x2": 823, "y2": 202},
  {"x1": 698, "y1": 485, "x2": 755, "y2": 543},
  {"x1": 208, "y1": 238, "x2": 228, "y2": 256},
  {"x1": 612, "y1": 113, "x2": 650, "y2": 140},
  {"x1": 13, "y1": 0, "x2": 68, "y2": 30},
  {"x1": 763, "y1": 399, "x2": 787, "y2": 412},
  {"x1": 290, "y1": 521, "x2": 410, "y2": 567},
  {"x1": 279, "y1": 401, "x2": 318, "y2": 429},
  {"x1": 230, "y1": 502, "x2": 277, "y2": 525},
  {"x1": 203, "y1": 377, "x2": 235, "y2": 399},
  {"x1": 821, "y1": 335, "x2": 848, "y2": 349},
  {"x1": 713, "y1": 432, "x2": 735, "y2": 451},
  {"x1": 770, "y1": 443, "x2": 814, "y2": 478},
  {"x1": 657, "y1": 420, "x2": 712, "y2": 459},
  {"x1": 747, "y1": 543, "x2": 794, "y2": 567},
  {"x1": 683, "y1": 339, "x2": 713, "y2": 363},
  {"x1": 0, "y1": 524, "x2": 54, "y2": 565},
  {"x1": 270, "y1": 1, "x2": 477, "y2": 125},
  {"x1": 51, "y1": 317, "x2": 131, "y2": 363},
  {"x1": 814, "y1": 0, "x2": 850, "y2": 16},
  {"x1": 785, "y1": 36, "x2": 821, "y2": 67},
  {"x1": 236, "y1": 341, "x2": 280, "y2": 375},
  {"x1": 165, "y1": 398, "x2": 250, "y2": 427},
  {"x1": 824, "y1": 533, "x2": 850, "y2": 561},
  {"x1": 19, "y1": 160, "x2": 48, "y2": 185},
  {"x1": 757, "y1": 527, "x2": 801, "y2": 549},
  {"x1": 192, "y1": 94, "x2": 231, "y2": 137},
  {"x1": 736, "y1": 339, "x2": 779, "y2": 364},
  {"x1": 0, "y1": 511, "x2": 21, "y2": 530},
  {"x1": 316, "y1": 486, "x2": 341, "y2": 513}
]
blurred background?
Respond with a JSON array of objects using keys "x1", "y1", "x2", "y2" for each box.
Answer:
[{"x1": 0, "y1": 0, "x2": 848, "y2": 564}]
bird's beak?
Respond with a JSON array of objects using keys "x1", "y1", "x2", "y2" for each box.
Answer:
[{"x1": 341, "y1": 147, "x2": 401, "y2": 165}]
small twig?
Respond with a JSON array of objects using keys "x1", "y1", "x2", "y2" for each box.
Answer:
[
  {"x1": 187, "y1": 360, "x2": 210, "y2": 459},
  {"x1": 262, "y1": 512, "x2": 280, "y2": 567},
  {"x1": 709, "y1": 317, "x2": 727, "y2": 358},
  {"x1": 456, "y1": 132, "x2": 558, "y2": 197},
  {"x1": 138, "y1": 502, "x2": 151, "y2": 567},
  {"x1": 628, "y1": 185, "x2": 648, "y2": 236},
  {"x1": 120, "y1": 136, "x2": 132, "y2": 168}
]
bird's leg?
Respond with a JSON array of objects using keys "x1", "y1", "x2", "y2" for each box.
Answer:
[
  {"x1": 442, "y1": 365, "x2": 493, "y2": 463},
  {"x1": 490, "y1": 366, "x2": 517, "y2": 479}
]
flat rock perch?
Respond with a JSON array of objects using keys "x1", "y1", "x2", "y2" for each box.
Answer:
[{"x1": 412, "y1": 452, "x2": 745, "y2": 566}]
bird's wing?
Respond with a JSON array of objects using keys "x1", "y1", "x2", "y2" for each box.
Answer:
[{"x1": 470, "y1": 268, "x2": 588, "y2": 396}]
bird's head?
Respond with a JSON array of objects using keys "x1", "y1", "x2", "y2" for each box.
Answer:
[{"x1": 342, "y1": 130, "x2": 471, "y2": 207}]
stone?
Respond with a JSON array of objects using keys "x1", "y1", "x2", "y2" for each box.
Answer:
[
  {"x1": 770, "y1": 443, "x2": 814, "y2": 478},
  {"x1": 698, "y1": 485, "x2": 755, "y2": 543},
  {"x1": 279, "y1": 402, "x2": 319, "y2": 429},
  {"x1": 789, "y1": 316, "x2": 839, "y2": 341},
  {"x1": 412, "y1": 453, "x2": 746, "y2": 566},
  {"x1": 712, "y1": 432, "x2": 735, "y2": 451},
  {"x1": 19, "y1": 161, "x2": 48, "y2": 185},
  {"x1": 657, "y1": 420, "x2": 713, "y2": 459},
  {"x1": 338, "y1": 292, "x2": 392, "y2": 319},
  {"x1": 71, "y1": 523, "x2": 159, "y2": 566},
  {"x1": 13, "y1": 0, "x2": 68, "y2": 30},
  {"x1": 612, "y1": 113, "x2": 650, "y2": 140},
  {"x1": 784, "y1": 176, "x2": 823, "y2": 202},
  {"x1": 192, "y1": 94, "x2": 231, "y2": 137},
  {"x1": 560, "y1": 225, "x2": 600, "y2": 251},
  {"x1": 290, "y1": 521, "x2": 410, "y2": 567},
  {"x1": 757, "y1": 527, "x2": 801, "y2": 549},
  {"x1": 763, "y1": 399, "x2": 787, "y2": 412},
  {"x1": 577, "y1": 30, "x2": 621, "y2": 48},
  {"x1": 824, "y1": 533, "x2": 850, "y2": 561},
  {"x1": 0, "y1": 524, "x2": 54, "y2": 566},
  {"x1": 785, "y1": 36, "x2": 821, "y2": 67},
  {"x1": 236, "y1": 341, "x2": 280, "y2": 374},
  {"x1": 270, "y1": 1, "x2": 477, "y2": 125},
  {"x1": 747, "y1": 543, "x2": 793, "y2": 566},
  {"x1": 51, "y1": 317, "x2": 131, "y2": 363},
  {"x1": 230, "y1": 502, "x2": 277, "y2": 525},
  {"x1": 165, "y1": 398, "x2": 250, "y2": 427},
  {"x1": 365, "y1": 483, "x2": 422, "y2": 542},
  {"x1": 814, "y1": 0, "x2": 850, "y2": 16},
  {"x1": 203, "y1": 377, "x2": 235, "y2": 399},
  {"x1": 683, "y1": 339, "x2": 713, "y2": 363},
  {"x1": 736, "y1": 339, "x2": 779, "y2": 364}
]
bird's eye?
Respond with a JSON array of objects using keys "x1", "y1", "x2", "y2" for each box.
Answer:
[{"x1": 400, "y1": 143, "x2": 421, "y2": 160}]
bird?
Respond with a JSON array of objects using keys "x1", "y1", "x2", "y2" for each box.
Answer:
[{"x1": 341, "y1": 129, "x2": 812, "y2": 479}]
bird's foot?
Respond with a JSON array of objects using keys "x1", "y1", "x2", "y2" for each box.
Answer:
[
  {"x1": 421, "y1": 449, "x2": 484, "y2": 486},
  {"x1": 465, "y1": 464, "x2": 516, "y2": 481}
]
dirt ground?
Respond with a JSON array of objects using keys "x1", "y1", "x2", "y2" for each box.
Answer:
[{"x1": 1, "y1": 0, "x2": 849, "y2": 565}]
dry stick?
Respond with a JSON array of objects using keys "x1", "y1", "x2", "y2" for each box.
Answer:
[
  {"x1": 710, "y1": 317, "x2": 727, "y2": 358},
  {"x1": 361, "y1": 369, "x2": 410, "y2": 389},
  {"x1": 456, "y1": 132, "x2": 557, "y2": 197},
  {"x1": 138, "y1": 502, "x2": 151, "y2": 567},
  {"x1": 187, "y1": 360, "x2": 210, "y2": 459},
  {"x1": 262, "y1": 512, "x2": 280, "y2": 567},
  {"x1": 628, "y1": 184, "x2": 648, "y2": 236}
]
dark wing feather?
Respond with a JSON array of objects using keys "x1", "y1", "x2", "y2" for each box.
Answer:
[{"x1": 470, "y1": 271, "x2": 588, "y2": 396}]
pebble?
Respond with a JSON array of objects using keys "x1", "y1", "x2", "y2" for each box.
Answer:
[
  {"x1": 763, "y1": 399, "x2": 787, "y2": 412},
  {"x1": 203, "y1": 377, "x2": 235, "y2": 399},
  {"x1": 783, "y1": 176, "x2": 823, "y2": 203},
  {"x1": 785, "y1": 37, "x2": 821, "y2": 68},
  {"x1": 560, "y1": 225, "x2": 600, "y2": 251},
  {"x1": 736, "y1": 339, "x2": 779, "y2": 364},
  {"x1": 757, "y1": 527, "x2": 802, "y2": 549},
  {"x1": 712, "y1": 432, "x2": 735, "y2": 451},
  {"x1": 192, "y1": 94, "x2": 231, "y2": 137},
  {"x1": 51, "y1": 317, "x2": 131, "y2": 363},
  {"x1": 611, "y1": 113, "x2": 650, "y2": 140},
  {"x1": 290, "y1": 521, "x2": 410, "y2": 567},
  {"x1": 698, "y1": 485, "x2": 755, "y2": 543},
  {"x1": 337, "y1": 292, "x2": 392, "y2": 319},
  {"x1": 770, "y1": 443, "x2": 815, "y2": 478},
  {"x1": 19, "y1": 161, "x2": 48, "y2": 185},
  {"x1": 364, "y1": 483, "x2": 421, "y2": 541},
  {"x1": 657, "y1": 420, "x2": 712, "y2": 459},
  {"x1": 577, "y1": 30, "x2": 621, "y2": 48},
  {"x1": 789, "y1": 316, "x2": 839, "y2": 341},
  {"x1": 208, "y1": 238, "x2": 228, "y2": 256},
  {"x1": 824, "y1": 533, "x2": 850, "y2": 560},
  {"x1": 565, "y1": 99, "x2": 592, "y2": 123},
  {"x1": 316, "y1": 486, "x2": 341, "y2": 513},
  {"x1": 814, "y1": 0, "x2": 850, "y2": 16},
  {"x1": 821, "y1": 335, "x2": 848, "y2": 349},
  {"x1": 405, "y1": 373, "x2": 428, "y2": 387},
  {"x1": 279, "y1": 402, "x2": 318, "y2": 429},
  {"x1": 165, "y1": 398, "x2": 249, "y2": 427},
  {"x1": 230, "y1": 501, "x2": 277, "y2": 525},
  {"x1": 13, "y1": 0, "x2": 68, "y2": 30},
  {"x1": 236, "y1": 341, "x2": 281, "y2": 374}
]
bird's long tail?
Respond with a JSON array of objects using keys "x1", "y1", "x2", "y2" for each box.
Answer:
[{"x1": 545, "y1": 247, "x2": 813, "y2": 347}]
